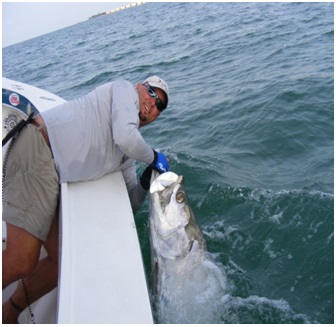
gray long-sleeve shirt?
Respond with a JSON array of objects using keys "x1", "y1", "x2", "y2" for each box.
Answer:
[{"x1": 41, "y1": 80, "x2": 154, "y2": 212}]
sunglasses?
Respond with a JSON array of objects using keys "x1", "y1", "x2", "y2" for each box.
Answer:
[{"x1": 142, "y1": 83, "x2": 167, "y2": 112}]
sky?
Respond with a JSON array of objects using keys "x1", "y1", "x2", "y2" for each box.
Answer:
[{"x1": 2, "y1": 2, "x2": 133, "y2": 48}]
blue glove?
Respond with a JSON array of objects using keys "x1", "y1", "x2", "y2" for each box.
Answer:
[{"x1": 150, "y1": 150, "x2": 169, "y2": 173}]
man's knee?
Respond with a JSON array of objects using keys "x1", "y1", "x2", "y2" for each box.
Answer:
[
  {"x1": 14, "y1": 254, "x2": 39, "y2": 279},
  {"x1": 2, "y1": 249, "x2": 39, "y2": 287},
  {"x1": 3, "y1": 224, "x2": 42, "y2": 286}
]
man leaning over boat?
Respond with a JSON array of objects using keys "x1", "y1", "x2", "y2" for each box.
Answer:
[{"x1": 2, "y1": 75, "x2": 170, "y2": 323}]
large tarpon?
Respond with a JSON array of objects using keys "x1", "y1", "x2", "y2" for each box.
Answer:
[{"x1": 149, "y1": 171, "x2": 227, "y2": 324}]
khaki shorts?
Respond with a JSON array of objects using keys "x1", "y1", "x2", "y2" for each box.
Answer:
[{"x1": 3, "y1": 124, "x2": 60, "y2": 242}]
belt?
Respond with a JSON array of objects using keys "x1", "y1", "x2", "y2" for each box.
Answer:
[{"x1": 31, "y1": 119, "x2": 50, "y2": 148}]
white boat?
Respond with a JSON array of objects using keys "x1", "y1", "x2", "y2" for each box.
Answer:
[{"x1": 2, "y1": 78, "x2": 154, "y2": 324}]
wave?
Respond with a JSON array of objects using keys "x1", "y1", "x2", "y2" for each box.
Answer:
[
  {"x1": 198, "y1": 183, "x2": 333, "y2": 232},
  {"x1": 219, "y1": 294, "x2": 317, "y2": 323},
  {"x1": 67, "y1": 71, "x2": 117, "y2": 91},
  {"x1": 198, "y1": 183, "x2": 333, "y2": 324}
]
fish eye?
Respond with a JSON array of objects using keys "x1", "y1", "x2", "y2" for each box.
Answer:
[{"x1": 176, "y1": 192, "x2": 185, "y2": 203}]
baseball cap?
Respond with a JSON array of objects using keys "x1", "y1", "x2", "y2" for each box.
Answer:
[{"x1": 144, "y1": 75, "x2": 169, "y2": 107}]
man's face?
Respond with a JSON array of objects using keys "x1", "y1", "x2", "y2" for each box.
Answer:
[{"x1": 136, "y1": 83, "x2": 166, "y2": 127}]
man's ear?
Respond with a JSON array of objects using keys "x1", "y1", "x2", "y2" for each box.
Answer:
[{"x1": 135, "y1": 82, "x2": 141, "y2": 91}]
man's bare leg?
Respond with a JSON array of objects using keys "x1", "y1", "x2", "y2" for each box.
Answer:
[{"x1": 2, "y1": 215, "x2": 59, "y2": 323}]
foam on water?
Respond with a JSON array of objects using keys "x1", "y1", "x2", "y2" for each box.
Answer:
[{"x1": 219, "y1": 294, "x2": 317, "y2": 324}]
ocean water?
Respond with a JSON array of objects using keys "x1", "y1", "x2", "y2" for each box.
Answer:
[{"x1": 3, "y1": 2, "x2": 333, "y2": 324}]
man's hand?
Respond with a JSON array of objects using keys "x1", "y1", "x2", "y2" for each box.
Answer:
[{"x1": 150, "y1": 150, "x2": 169, "y2": 174}]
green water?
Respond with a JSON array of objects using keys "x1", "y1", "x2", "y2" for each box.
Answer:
[{"x1": 3, "y1": 2, "x2": 333, "y2": 323}]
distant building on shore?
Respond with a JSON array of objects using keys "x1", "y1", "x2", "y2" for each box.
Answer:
[{"x1": 89, "y1": 2, "x2": 145, "y2": 19}]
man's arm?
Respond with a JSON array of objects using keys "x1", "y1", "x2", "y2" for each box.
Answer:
[
  {"x1": 111, "y1": 81, "x2": 154, "y2": 165},
  {"x1": 121, "y1": 162, "x2": 148, "y2": 214}
]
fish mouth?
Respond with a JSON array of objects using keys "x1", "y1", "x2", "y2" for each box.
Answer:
[{"x1": 150, "y1": 171, "x2": 180, "y2": 193}]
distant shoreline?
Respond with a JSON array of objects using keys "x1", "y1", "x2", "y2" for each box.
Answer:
[{"x1": 89, "y1": 2, "x2": 145, "y2": 19}]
